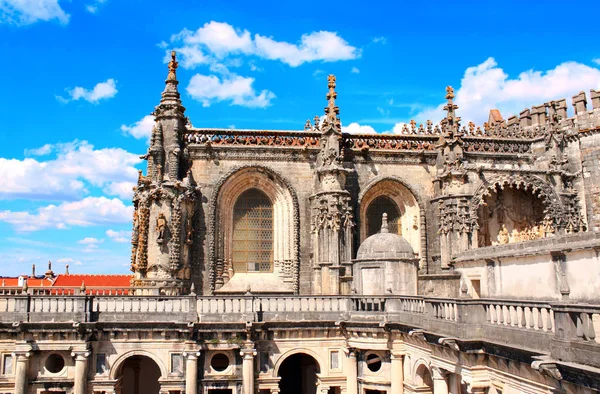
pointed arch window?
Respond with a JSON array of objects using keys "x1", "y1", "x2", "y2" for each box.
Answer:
[
  {"x1": 232, "y1": 189, "x2": 273, "y2": 273},
  {"x1": 365, "y1": 196, "x2": 401, "y2": 237}
]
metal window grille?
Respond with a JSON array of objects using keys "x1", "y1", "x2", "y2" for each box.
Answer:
[
  {"x1": 366, "y1": 196, "x2": 401, "y2": 236},
  {"x1": 232, "y1": 189, "x2": 273, "y2": 273}
]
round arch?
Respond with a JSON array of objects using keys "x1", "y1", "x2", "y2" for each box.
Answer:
[
  {"x1": 358, "y1": 176, "x2": 426, "y2": 265},
  {"x1": 208, "y1": 165, "x2": 300, "y2": 294},
  {"x1": 413, "y1": 359, "x2": 433, "y2": 388},
  {"x1": 273, "y1": 348, "x2": 323, "y2": 377},
  {"x1": 109, "y1": 350, "x2": 167, "y2": 380}
]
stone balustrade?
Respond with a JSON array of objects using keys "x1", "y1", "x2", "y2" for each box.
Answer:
[
  {"x1": 0, "y1": 294, "x2": 598, "y2": 368},
  {"x1": 483, "y1": 300, "x2": 554, "y2": 333}
]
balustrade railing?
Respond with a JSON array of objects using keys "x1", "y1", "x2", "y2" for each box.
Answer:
[
  {"x1": 1, "y1": 294, "x2": 598, "y2": 347},
  {"x1": 483, "y1": 300, "x2": 554, "y2": 333},
  {"x1": 184, "y1": 129, "x2": 322, "y2": 149}
]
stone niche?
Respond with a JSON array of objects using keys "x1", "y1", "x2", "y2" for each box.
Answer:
[{"x1": 352, "y1": 214, "x2": 419, "y2": 295}]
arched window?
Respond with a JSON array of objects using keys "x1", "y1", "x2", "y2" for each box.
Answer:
[
  {"x1": 232, "y1": 189, "x2": 273, "y2": 273},
  {"x1": 365, "y1": 196, "x2": 401, "y2": 237}
]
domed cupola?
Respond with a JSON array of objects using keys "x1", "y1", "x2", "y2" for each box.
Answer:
[
  {"x1": 352, "y1": 213, "x2": 419, "y2": 296},
  {"x1": 357, "y1": 213, "x2": 415, "y2": 260}
]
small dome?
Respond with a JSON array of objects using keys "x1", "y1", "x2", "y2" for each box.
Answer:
[{"x1": 356, "y1": 213, "x2": 415, "y2": 260}]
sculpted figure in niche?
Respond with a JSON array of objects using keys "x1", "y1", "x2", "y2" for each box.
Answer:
[
  {"x1": 186, "y1": 216, "x2": 194, "y2": 244},
  {"x1": 497, "y1": 224, "x2": 509, "y2": 245},
  {"x1": 156, "y1": 213, "x2": 167, "y2": 243}
]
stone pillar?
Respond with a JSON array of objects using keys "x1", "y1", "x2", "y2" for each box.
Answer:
[
  {"x1": 432, "y1": 367, "x2": 449, "y2": 394},
  {"x1": 345, "y1": 349, "x2": 358, "y2": 394},
  {"x1": 183, "y1": 351, "x2": 201, "y2": 394},
  {"x1": 13, "y1": 352, "x2": 30, "y2": 394},
  {"x1": 72, "y1": 351, "x2": 90, "y2": 394},
  {"x1": 390, "y1": 353, "x2": 405, "y2": 394},
  {"x1": 241, "y1": 347, "x2": 257, "y2": 394}
]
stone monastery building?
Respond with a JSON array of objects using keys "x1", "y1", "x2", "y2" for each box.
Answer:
[{"x1": 1, "y1": 52, "x2": 600, "y2": 394}]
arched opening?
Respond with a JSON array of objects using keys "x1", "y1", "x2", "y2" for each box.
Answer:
[
  {"x1": 359, "y1": 178, "x2": 423, "y2": 261},
  {"x1": 117, "y1": 355, "x2": 161, "y2": 394},
  {"x1": 232, "y1": 188, "x2": 274, "y2": 273},
  {"x1": 278, "y1": 353, "x2": 320, "y2": 394},
  {"x1": 212, "y1": 166, "x2": 299, "y2": 294},
  {"x1": 414, "y1": 364, "x2": 433, "y2": 394},
  {"x1": 365, "y1": 196, "x2": 401, "y2": 237},
  {"x1": 476, "y1": 184, "x2": 550, "y2": 247}
]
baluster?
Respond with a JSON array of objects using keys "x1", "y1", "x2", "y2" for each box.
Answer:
[
  {"x1": 576, "y1": 313, "x2": 584, "y2": 339},
  {"x1": 516, "y1": 306, "x2": 523, "y2": 328},
  {"x1": 588, "y1": 314, "x2": 597, "y2": 341},
  {"x1": 536, "y1": 308, "x2": 544, "y2": 330},
  {"x1": 525, "y1": 307, "x2": 533, "y2": 329},
  {"x1": 495, "y1": 305, "x2": 503, "y2": 325},
  {"x1": 505, "y1": 306, "x2": 512, "y2": 326}
]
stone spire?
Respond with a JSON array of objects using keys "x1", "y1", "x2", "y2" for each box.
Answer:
[
  {"x1": 322, "y1": 74, "x2": 341, "y2": 132},
  {"x1": 157, "y1": 51, "x2": 185, "y2": 111},
  {"x1": 442, "y1": 86, "x2": 460, "y2": 135},
  {"x1": 380, "y1": 213, "x2": 389, "y2": 234}
]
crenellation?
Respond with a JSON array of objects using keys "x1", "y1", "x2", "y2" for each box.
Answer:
[
  {"x1": 519, "y1": 108, "x2": 532, "y2": 127},
  {"x1": 591, "y1": 89, "x2": 600, "y2": 110},
  {"x1": 573, "y1": 91, "x2": 588, "y2": 115},
  {"x1": 531, "y1": 104, "x2": 547, "y2": 125}
]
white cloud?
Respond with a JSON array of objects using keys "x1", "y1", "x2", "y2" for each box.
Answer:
[
  {"x1": 0, "y1": 0, "x2": 69, "y2": 25},
  {"x1": 78, "y1": 237, "x2": 103, "y2": 245},
  {"x1": 0, "y1": 196, "x2": 133, "y2": 232},
  {"x1": 351, "y1": 67, "x2": 360, "y2": 74},
  {"x1": 120, "y1": 115, "x2": 154, "y2": 140},
  {"x1": 187, "y1": 73, "x2": 275, "y2": 108},
  {"x1": 0, "y1": 140, "x2": 141, "y2": 201},
  {"x1": 169, "y1": 21, "x2": 359, "y2": 69},
  {"x1": 415, "y1": 57, "x2": 600, "y2": 125},
  {"x1": 372, "y1": 36, "x2": 386, "y2": 44},
  {"x1": 177, "y1": 21, "x2": 253, "y2": 58},
  {"x1": 254, "y1": 31, "x2": 360, "y2": 67},
  {"x1": 25, "y1": 144, "x2": 53, "y2": 156},
  {"x1": 106, "y1": 229, "x2": 131, "y2": 243},
  {"x1": 57, "y1": 79, "x2": 117, "y2": 104},
  {"x1": 593, "y1": 58, "x2": 600, "y2": 66},
  {"x1": 85, "y1": 0, "x2": 106, "y2": 14},
  {"x1": 342, "y1": 123, "x2": 377, "y2": 134}
]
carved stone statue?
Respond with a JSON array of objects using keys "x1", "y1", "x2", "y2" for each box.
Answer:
[
  {"x1": 186, "y1": 216, "x2": 194, "y2": 244},
  {"x1": 497, "y1": 224, "x2": 509, "y2": 245},
  {"x1": 156, "y1": 213, "x2": 167, "y2": 243}
]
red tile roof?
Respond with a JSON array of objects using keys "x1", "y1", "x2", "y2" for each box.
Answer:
[{"x1": 52, "y1": 274, "x2": 132, "y2": 288}]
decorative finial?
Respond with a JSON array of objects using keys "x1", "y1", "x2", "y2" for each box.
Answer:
[
  {"x1": 442, "y1": 85, "x2": 460, "y2": 134},
  {"x1": 313, "y1": 115, "x2": 320, "y2": 130},
  {"x1": 380, "y1": 213, "x2": 389, "y2": 234},
  {"x1": 80, "y1": 281, "x2": 86, "y2": 292},
  {"x1": 65, "y1": 264, "x2": 69, "y2": 275},
  {"x1": 167, "y1": 50, "x2": 178, "y2": 81},
  {"x1": 32, "y1": 264, "x2": 36, "y2": 277},
  {"x1": 323, "y1": 74, "x2": 340, "y2": 130},
  {"x1": 304, "y1": 119, "x2": 312, "y2": 131}
]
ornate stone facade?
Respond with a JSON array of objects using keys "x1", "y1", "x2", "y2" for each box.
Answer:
[{"x1": 2, "y1": 54, "x2": 600, "y2": 394}]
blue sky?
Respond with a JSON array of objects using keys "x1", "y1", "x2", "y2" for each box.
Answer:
[{"x1": 1, "y1": 0, "x2": 600, "y2": 276}]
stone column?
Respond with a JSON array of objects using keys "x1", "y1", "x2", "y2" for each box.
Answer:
[
  {"x1": 72, "y1": 351, "x2": 90, "y2": 394},
  {"x1": 13, "y1": 351, "x2": 30, "y2": 394},
  {"x1": 345, "y1": 349, "x2": 358, "y2": 394},
  {"x1": 390, "y1": 352, "x2": 405, "y2": 394},
  {"x1": 183, "y1": 351, "x2": 201, "y2": 394},
  {"x1": 432, "y1": 367, "x2": 449, "y2": 394},
  {"x1": 241, "y1": 347, "x2": 257, "y2": 394}
]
